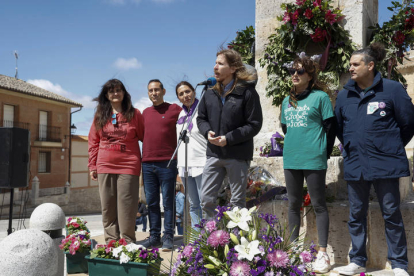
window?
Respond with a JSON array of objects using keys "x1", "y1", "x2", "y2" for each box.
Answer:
[
  {"x1": 38, "y1": 152, "x2": 51, "y2": 173},
  {"x1": 3, "y1": 105, "x2": 14, "y2": 127},
  {"x1": 39, "y1": 111, "x2": 48, "y2": 141}
]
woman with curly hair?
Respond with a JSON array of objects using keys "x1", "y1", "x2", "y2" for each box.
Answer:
[
  {"x1": 88, "y1": 79, "x2": 144, "y2": 244},
  {"x1": 281, "y1": 56, "x2": 336, "y2": 273}
]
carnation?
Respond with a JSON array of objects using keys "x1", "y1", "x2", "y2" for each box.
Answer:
[
  {"x1": 267, "y1": 249, "x2": 289, "y2": 268},
  {"x1": 299, "y1": 251, "x2": 313, "y2": 263},
  {"x1": 205, "y1": 220, "x2": 217, "y2": 232},
  {"x1": 207, "y1": 230, "x2": 230, "y2": 248},
  {"x1": 230, "y1": 261, "x2": 250, "y2": 276},
  {"x1": 182, "y1": 245, "x2": 193, "y2": 258}
]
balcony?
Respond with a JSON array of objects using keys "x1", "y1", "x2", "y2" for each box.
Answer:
[
  {"x1": 1, "y1": 120, "x2": 30, "y2": 129},
  {"x1": 36, "y1": 125, "x2": 61, "y2": 142}
]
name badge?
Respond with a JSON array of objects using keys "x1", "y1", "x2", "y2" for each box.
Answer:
[{"x1": 367, "y1": 102, "x2": 379, "y2": 115}]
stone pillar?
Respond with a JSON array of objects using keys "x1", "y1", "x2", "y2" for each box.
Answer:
[{"x1": 254, "y1": 0, "x2": 378, "y2": 152}]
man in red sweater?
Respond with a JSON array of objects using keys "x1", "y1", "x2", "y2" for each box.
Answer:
[{"x1": 141, "y1": 79, "x2": 182, "y2": 251}]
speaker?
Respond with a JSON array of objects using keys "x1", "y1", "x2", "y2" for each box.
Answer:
[{"x1": 0, "y1": 128, "x2": 30, "y2": 188}]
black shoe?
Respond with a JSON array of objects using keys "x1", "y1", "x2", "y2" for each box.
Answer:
[
  {"x1": 162, "y1": 235, "x2": 174, "y2": 252},
  {"x1": 142, "y1": 229, "x2": 146, "y2": 232},
  {"x1": 141, "y1": 236, "x2": 162, "y2": 249}
]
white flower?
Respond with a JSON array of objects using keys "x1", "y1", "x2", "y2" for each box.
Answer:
[
  {"x1": 70, "y1": 219, "x2": 77, "y2": 223},
  {"x1": 226, "y1": 206, "x2": 255, "y2": 231},
  {"x1": 119, "y1": 252, "x2": 131, "y2": 264},
  {"x1": 125, "y1": 243, "x2": 145, "y2": 252},
  {"x1": 234, "y1": 237, "x2": 261, "y2": 261},
  {"x1": 112, "y1": 246, "x2": 124, "y2": 258},
  {"x1": 77, "y1": 230, "x2": 86, "y2": 235}
]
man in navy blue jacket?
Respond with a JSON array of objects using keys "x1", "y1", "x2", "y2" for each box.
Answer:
[{"x1": 335, "y1": 43, "x2": 414, "y2": 276}]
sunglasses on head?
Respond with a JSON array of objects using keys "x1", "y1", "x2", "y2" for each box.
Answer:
[
  {"x1": 112, "y1": 113, "x2": 117, "y2": 125},
  {"x1": 288, "y1": 68, "x2": 306, "y2": 76}
]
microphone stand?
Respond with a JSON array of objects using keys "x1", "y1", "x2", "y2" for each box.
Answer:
[{"x1": 167, "y1": 83, "x2": 209, "y2": 246}]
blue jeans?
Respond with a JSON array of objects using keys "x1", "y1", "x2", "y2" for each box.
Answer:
[
  {"x1": 142, "y1": 160, "x2": 177, "y2": 238},
  {"x1": 185, "y1": 174, "x2": 202, "y2": 228},
  {"x1": 176, "y1": 222, "x2": 183, "y2": 235},
  {"x1": 135, "y1": 216, "x2": 147, "y2": 231},
  {"x1": 347, "y1": 178, "x2": 408, "y2": 269}
]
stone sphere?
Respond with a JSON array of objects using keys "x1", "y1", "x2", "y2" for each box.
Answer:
[
  {"x1": 0, "y1": 229, "x2": 58, "y2": 276},
  {"x1": 30, "y1": 202, "x2": 66, "y2": 230}
]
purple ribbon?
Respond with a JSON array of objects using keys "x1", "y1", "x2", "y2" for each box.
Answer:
[{"x1": 177, "y1": 98, "x2": 199, "y2": 132}]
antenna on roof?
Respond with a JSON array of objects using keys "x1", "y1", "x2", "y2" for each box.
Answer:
[{"x1": 14, "y1": 50, "x2": 19, "y2": 79}]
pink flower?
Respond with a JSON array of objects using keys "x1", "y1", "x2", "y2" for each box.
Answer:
[
  {"x1": 304, "y1": 8, "x2": 313, "y2": 19},
  {"x1": 299, "y1": 251, "x2": 313, "y2": 263},
  {"x1": 118, "y1": 238, "x2": 127, "y2": 246},
  {"x1": 105, "y1": 247, "x2": 112, "y2": 254},
  {"x1": 205, "y1": 221, "x2": 217, "y2": 232},
  {"x1": 310, "y1": 28, "x2": 327, "y2": 42},
  {"x1": 313, "y1": 0, "x2": 321, "y2": 7},
  {"x1": 182, "y1": 245, "x2": 193, "y2": 258},
  {"x1": 296, "y1": 0, "x2": 306, "y2": 5},
  {"x1": 325, "y1": 10, "x2": 337, "y2": 25},
  {"x1": 360, "y1": 273, "x2": 366, "y2": 276},
  {"x1": 230, "y1": 261, "x2": 250, "y2": 276},
  {"x1": 69, "y1": 240, "x2": 80, "y2": 255},
  {"x1": 71, "y1": 222, "x2": 80, "y2": 228},
  {"x1": 283, "y1": 11, "x2": 291, "y2": 23},
  {"x1": 292, "y1": 9, "x2": 301, "y2": 25},
  {"x1": 267, "y1": 250, "x2": 289, "y2": 268},
  {"x1": 207, "y1": 230, "x2": 230, "y2": 248}
]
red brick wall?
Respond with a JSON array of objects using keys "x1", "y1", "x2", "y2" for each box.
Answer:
[{"x1": 0, "y1": 89, "x2": 72, "y2": 189}]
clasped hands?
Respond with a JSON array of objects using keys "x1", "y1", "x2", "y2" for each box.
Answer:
[{"x1": 208, "y1": 131, "x2": 227, "y2": 147}]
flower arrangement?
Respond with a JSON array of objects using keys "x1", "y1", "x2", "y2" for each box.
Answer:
[
  {"x1": 228, "y1": 25, "x2": 255, "y2": 66},
  {"x1": 60, "y1": 234, "x2": 92, "y2": 255},
  {"x1": 260, "y1": 132, "x2": 284, "y2": 157},
  {"x1": 66, "y1": 216, "x2": 89, "y2": 234},
  {"x1": 90, "y1": 239, "x2": 161, "y2": 265},
  {"x1": 369, "y1": 0, "x2": 414, "y2": 85},
  {"x1": 170, "y1": 205, "x2": 317, "y2": 276},
  {"x1": 259, "y1": 142, "x2": 272, "y2": 157},
  {"x1": 259, "y1": 0, "x2": 355, "y2": 106}
]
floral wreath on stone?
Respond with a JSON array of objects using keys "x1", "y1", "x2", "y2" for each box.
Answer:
[{"x1": 259, "y1": 0, "x2": 356, "y2": 107}]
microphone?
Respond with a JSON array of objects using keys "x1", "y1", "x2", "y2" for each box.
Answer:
[{"x1": 197, "y1": 77, "x2": 217, "y2": 86}]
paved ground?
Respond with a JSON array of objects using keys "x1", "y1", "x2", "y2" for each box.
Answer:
[{"x1": 0, "y1": 214, "x2": 411, "y2": 276}]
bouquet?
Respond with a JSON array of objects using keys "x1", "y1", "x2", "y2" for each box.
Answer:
[
  {"x1": 90, "y1": 239, "x2": 161, "y2": 265},
  {"x1": 66, "y1": 216, "x2": 89, "y2": 234},
  {"x1": 171, "y1": 205, "x2": 317, "y2": 276},
  {"x1": 59, "y1": 233, "x2": 92, "y2": 255}
]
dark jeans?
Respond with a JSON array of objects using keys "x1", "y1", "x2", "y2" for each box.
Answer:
[
  {"x1": 142, "y1": 160, "x2": 177, "y2": 238},
  {"x1": 284, "y1": 169, "x2": 329, "y2": 247},
  {"x1": 347, "y1": 178, "x2": 408, "y2": 269},
  {"x1": 135, "y1": 216, "x2": 147, "y2": 231},
  {"x1": 176, "y1": 222, "x2": 183, "y2": 235}
]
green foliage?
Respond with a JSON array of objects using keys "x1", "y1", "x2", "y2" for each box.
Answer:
[
  {"x1": 330, "y1": 145, "x2": 341, "y2": 156},
  {"x1": 228, "y1": 25, "x2": 255, "y2": 66},
  {"x1": 259, "y1": 0, "x2": 356, "y2": 107},
  {"x1": 369, "y1": 0, "x2": 414, "y2": 85}
]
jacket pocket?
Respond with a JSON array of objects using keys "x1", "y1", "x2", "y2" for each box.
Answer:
[{"x1": 366, "y1": 129, "x2": 404, "y2": 155}]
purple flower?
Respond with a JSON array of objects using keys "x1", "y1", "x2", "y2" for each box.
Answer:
[
  {"x1": 230, "y1": 261, "x2": 250, "y2": 276},
  {"x1": 215, "y1": 205, "x2": 231, "y2": 221},
  {"x1": 267, "y1": 250, "x2": 289, "y2": 268},
  {"x1": 207, "y1": 230, "x2": 230, "y2": 247},
  {"x1": 264, "y1": 272, "x2": 274, "y2": 276},
  {"x1": 259, "y1": 213, "x2": 278, "y2": 227},
  {"x1": 299, "y1": 251, "x2": 313, "y2": 263},
  {"x1": 205, "y1": 220, "x2": 217, "y2": 232}
]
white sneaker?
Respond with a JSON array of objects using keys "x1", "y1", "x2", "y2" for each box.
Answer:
[
  {"x1": 336, "y1": 263, "x2": 366, "y2": 276},
  {"x1": 313, "y1": 251, "x2": 331, "y2": 273},
  {"x1": 393, "y1": 268, "x2": 409, "y2": 276}
]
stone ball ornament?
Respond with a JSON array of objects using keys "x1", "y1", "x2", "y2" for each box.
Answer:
[{"x1": 30, "y1": 202, "x2": 66, "y2": 231}]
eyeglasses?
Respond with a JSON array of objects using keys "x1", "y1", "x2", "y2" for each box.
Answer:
[
  {"x1": 112, "y1": 114, "x2": 117, "y2": 125},
  {"x1": 288, "y1": 68, "x2": 306, "y2": 76}
]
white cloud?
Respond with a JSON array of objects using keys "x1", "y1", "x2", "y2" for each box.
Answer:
[
  {"x1": 134, "y1": 97, "x2": 152, "y2": 112},
  {"x1": 113, "y1": 58, "x2": 142, "y2": 71},
  {"x1": 27, "y1": 79, "x2": 96, "y2": 109}
]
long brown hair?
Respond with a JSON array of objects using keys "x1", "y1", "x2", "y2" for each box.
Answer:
[
  {"x1": 213, "y1": 49, "x2": 257, "y2": 96},
  {"x1": 289, "y1": 56, "x2": 327, "y2": 108},
  {"x1": 93, "y1": 79, "x2": 135, "y2": 130}
]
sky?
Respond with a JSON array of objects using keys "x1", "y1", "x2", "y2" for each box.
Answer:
[{"x1": 0, "y1": 0, "x2": 397, "y2": 135}]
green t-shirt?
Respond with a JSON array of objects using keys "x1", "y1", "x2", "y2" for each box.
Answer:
[{"x1": 281, "y1": 90, "x2": 334, "y2": 170}]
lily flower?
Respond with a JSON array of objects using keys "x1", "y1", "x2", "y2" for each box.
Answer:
[
  {"x1": 226, "y1": 206, "x2": 255, "y2": 231},
  {"x1": 234, "y1": 237, "x2": 261, "y2": 261}
]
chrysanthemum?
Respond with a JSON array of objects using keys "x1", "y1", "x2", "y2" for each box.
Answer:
[
  {"x1": 207, "y1": 230, "x2": 230, "y2": 247},
  {"x1": 230, "y1": 261, "x2": 250, "y2": 276},
  {"x1": 182, "y1": 245, "x2": 193, "y2": 258},
  {"x1": 205, "y1": 220, "x2": 217, "y2": 232},
  {"x1": 267, "y1": 249, "x2": 289, "y2": 268},
  {"x1": 299, "y1": 251, "x2": 313, "y2": 263}
]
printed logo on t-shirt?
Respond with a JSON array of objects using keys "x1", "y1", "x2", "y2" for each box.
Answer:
[
  {"x1": 284, "y1": 104, "x2": 310, "y2": 128},
  {"x1": 101, "y1": 119, "x2": 128, "y2": 152}
]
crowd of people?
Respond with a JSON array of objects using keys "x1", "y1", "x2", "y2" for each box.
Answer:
[{"x1": 88, "y1": 44, "x2": 414, "y2": 275}]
